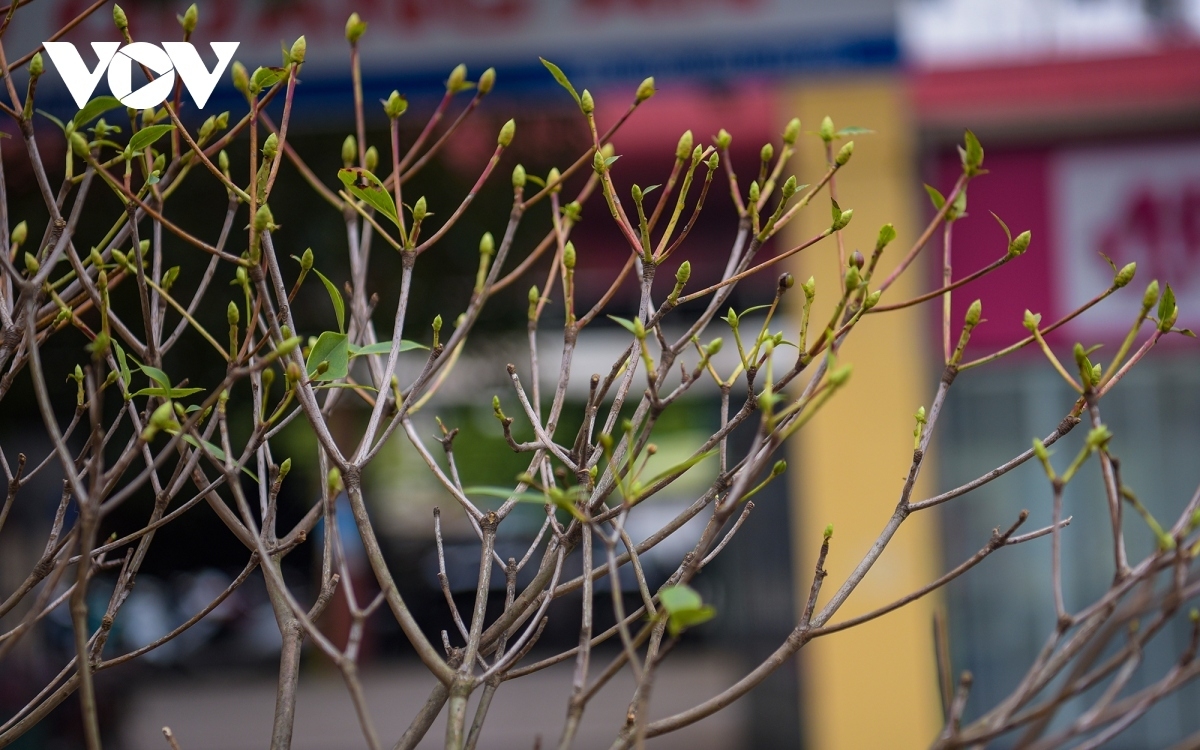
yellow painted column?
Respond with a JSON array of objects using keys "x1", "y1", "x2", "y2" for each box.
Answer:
[{"x1": 782, "y1": 76, "x2": 943, "y2": 749}]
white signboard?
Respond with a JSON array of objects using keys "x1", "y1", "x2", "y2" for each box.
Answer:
[{"x1": 1052, "y1": 141, "x2": 1200, "y2": 337}]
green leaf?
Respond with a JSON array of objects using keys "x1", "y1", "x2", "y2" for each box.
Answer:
[
  {"x1": 660, "y1": 584, "x2": 703, "y2": 615},
  {"x1": 637, "y1": 449, "x2": 717, "y2": 496},
  {"x1": 129, "y1": 124, "x2": 175, "y2": 154},
  {"x1": 73, "y1": 96, "x2": 122, "y2": 129},
  {"x1": 305, "y1": 331, "x2": 350, "y2": 381},
  {"x1": 171, "y1": 431, "x2": 259, "y2": 482},
  {"x1": 539, "y1": 58, "x2": 581, "y2": 107},
  {"x1": 338, "y1": 167, "x2": 400, "y2": 229},
  {"x1": 659, "y1": 584, "x2": 715, "y2": 636},
  {"x1": 36, "y1": 109, "x2": 65, "y2": 131},
  {"x1": 835, "y1": 126, "x2": 874, "y2": 137},
  {"x1": 113, "y1": 341, "x2": 132, "y2": 387},
  {"x1": 139, "y1": 364, "x2": 172, "y2": 391},
  {"x1": 991, "y1": 211, "x2": 1012, "y2": 244},
  {"x1": 1158, "y1": 284, "x2": 1176, "y2": 324},
  {"x1": 312, "y1": 268, "x2": 345, "y2": 334},
  {"x1": 641, "y1": 184, "x2": 661, "y2": 196},
  {"x1": 313, "y1": 382, "x2": 378, "y2": 392},
  {"x1": 348, "y1": 340, "x2": 428, "y2": 356},
  {"x1": 464, "y1": 486, "x2": 547, "y2": 504},
  {"x1": 924, "y1": 184, "x2": 945, "y2": 211},
  {"x1": 251, "y1": 66, "x2": 286, "y2": 90},
  {"x1": 607, "y1": 315, "x2": 638, "y2": 335},
  {"x1": 604, "y1": 155, "x2": 621, "y2": 167},
  {"x1": 963, "y1": 129, "x2": 984, "y2": 171},
  {"x1": 133, "y1": 386, "x2": 205, "y2": 399}
]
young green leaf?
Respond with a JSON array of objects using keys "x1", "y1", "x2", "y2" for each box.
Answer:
[
  {"x1": 348, "y1": 340, "x2": 428, "y2": 356},
  {"x1": 312, "y1": 268, "x2": 345, "y2": 334},
  {"x1": 74, "y1": 96, "x2": 122, "y2": 129},
  {"x1": 338, "y1": 168, "x2": 400, "y2": 228},
  {"x1": 924, "y1": 184, "x2": 945, "y2": 211},
  {"x1": 539, "y1": 58, "x2": 581, "y2": 107},
  {"x1": 170, "y1": 431, "x2": 259, "y2": 481},
  {"x1": 129, "y1": 124, "x2": 175, "y2": 154},
  {"x1": 305, "y1": 331, "x2": 350, "y2": 381}
]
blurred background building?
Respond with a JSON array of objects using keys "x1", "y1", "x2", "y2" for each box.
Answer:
[{"x1": 1, "y1": 0, "x2": 1199, "y2": 748}]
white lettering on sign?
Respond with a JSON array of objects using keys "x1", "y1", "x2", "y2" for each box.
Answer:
[
  {"x1": 43, "y1": 41, "x2": 239, "y2": 109},
  {"x1": 1052, "y1": 141, "x2": 1200, "y2": 337}
]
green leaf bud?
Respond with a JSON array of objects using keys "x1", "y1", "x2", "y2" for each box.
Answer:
[
  {"x1": 636, "y1": 77, "x2": 655, "y2": 102},
  {"x1": 1158, "y1": 284, "x2": 1178, "y2": 332},
  {"x1": 760, "y1": 143, "x2": 774, "y2": 163},
  {"x1": 286, "y1": 361, "x2": 302, "y2": 384},
  {"x1": 801, "y1": 276, "x2": 816, "y2": 299},
  {"x1": 341, "y1": 135, "x2": 357, "y2": 167},
  {"x1": 748, "y1": 181, "x2": 760, "y2": 204},
  {"x1": 384, "y1": 90, "x2": 407, "y2": 119},
  {"x1": 527, "y1": 285, "x2": 540, "y2": 318},
  {"x1": 844, "y1": 266, "x2": 860, "y2": 294},
  {"x1": 253, "y1": 204, "x2": 274, "y2": 233},
  {"x1": 364, "y1": 145, "x2": 378, "y2": 172},
  {"x1": 676, "y1": 130, "x2": 693, "y2": 161},
  {"x1": 218, "y1": 149, "x2": 229, "y2": 173},
  {"x1": 771, "y1": 460, "x2": 787, "y2": 477},
  {"x1": 863, "y1": 289, "x2": 882, "y2": 310},
  {"x1": 631, "y1": 184, "x2": 643, "y2": 203},
  {"x1": 231, "y1": 61, "x2": 249, "y2": 96},
  {"x1": 1032, "y1": 437, "x2": 1049, "y2": 462},
  {"x1": 512, "y1": 163, "x2": 526, "y2": 188},
  {"x1": 161, "y1": 265, "x2": 179, "y2": 291},
  {"x1": 11, "y1": 220, "x2": 27, "y2": 247},
  {"x1": 278, "y1": 457, "x2": 291, "y2": 480},
  {"x1": 227, "y1": 300, "x2": 239, "y2": 326},
  {"x1": 1008, "y1": 230, "x2": 1031, "y2": 258},
  {"x1": 715, "y1": 128, "x2": 732, "y2": 150},
  {"x1": 327, "y1": 468, "x2": 343, "y2": 494},
  {"x1": 113, "y1": 4, "x2": 128, "y2": 31},
  {"x1": 199, "y1": 115, "x2": 216, "y2": 141},
  {"x1": 29, "y1": 52, "x2": 43, "y2": 77},
  {"x1": 725, "y1": 308, "x2": 738, "y2": 327},
  {"x1": 823, "y1": 523, "x2": 834, "y2": 540},
  {"x1": 675, "y1": 260, "x2": 691, "y2": 286},
  {"x1": 1142, "y1": 280, "x2": 1159, "y2": 312},
  {"x1": 580, "y1": 89, "x2": 595, "y2": 114},
  {"x1": 779, "y1": 272, "x2": 794, "y2": 290},
  {"x1": 262, "y1": 132, "x2": 278, "y2": 160},
  {"x1": 781, "y1": 175, "x2": 798, "y2": 199},
  {"x1": 829, "y1": 363, "x2": 852, "y2": 386},
  {"x1": 1113, "y1": 262, "x2": 1136, "y2": 288},
  {"x1": 1086, "y1": 424, "x2": 1112, "y2": 448},
  {"x1": 345, "y1": 12, "x2": 367, "y2": 44},
  {"x1": 478, "y1": 67, "x2": 496, "y2": 95},
  {"x1": 965, "y1": 299, "x2": 982, "y2": 328},
  {"x1": 706, "y1": 151, "x2": 720, "y2": 170},
  {"x1": 832, "y1": 208, "x2": 853, "y2": 231},
  {"x1": 23, "y1": 251, "x2": 39, "y2": 275},
  {"x1": 261, "y1": 367, "x2": 275, "y2": 391},
  {"x1": 1023, "y1": 309, "x2": 1042, "y2": 332},
  {"x1": 705, "y1": 337, "x2": 723, "y2": 356},
  {"x1": 215, "y1": 111, "x2": 229, "y2": 130},
  {"x1": 412, "y1": 196, "x2": 427, "y2": 223},
  {"x1": 289, "y1": 35, "x2": 306, "y2": 66},
  {"x1": 562, "y1": 200, "x2": 582, "y2": 221},
  {"x1": 877, "y1": 223, "x2": 896, "y2": 249},
  {"x1": 835, "y1": 140, "x2": 854, "y2": 166},
  {"x1": 300, "y1": 247, "x2": 314, "y2": 271},
  {"x1": 498, "y1": 118, "x2": 516, "y2": 147},
  {"x1": 819, "y1": 116, "x2": 834, "y2": 142},
  {"x1": 70, "y1": 131, "x2": 89, "y2": 157},
  {"x1": 563, "y1": 241, "x2": 576, "y2": 270},
  {"x1": 479, "y1": 232, "x2": 495, "y2": 257},
  {"x1": 546, "y1": 167, "x2": 561, "y2": 193},
  {"x1": 446, "y1": 63, "x2": 467, "y2": 92},
  {"x1": 180, "y1": 4, "x2": 198, "y2": 34},
  {"x1": 783, "y1": 117, "x2": 801, "y2": 145}
]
